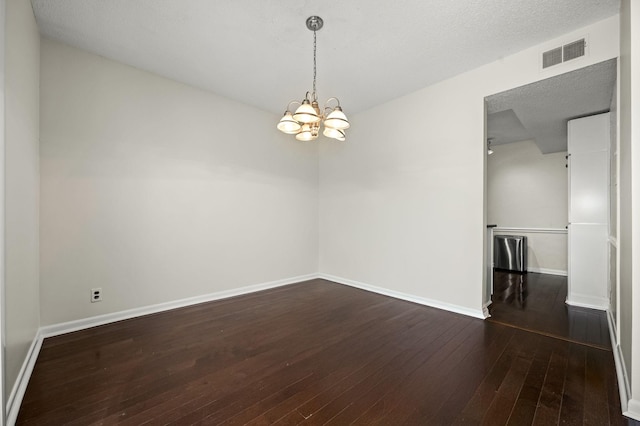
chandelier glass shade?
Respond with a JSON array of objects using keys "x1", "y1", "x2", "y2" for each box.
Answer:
[{"x1": 277, "y1": 16, "x2": 350, "y2": 141}]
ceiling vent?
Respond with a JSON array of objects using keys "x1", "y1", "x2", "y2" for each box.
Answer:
[{"x1": 542, "y1": 38, "x2": 586, "y2": 69}]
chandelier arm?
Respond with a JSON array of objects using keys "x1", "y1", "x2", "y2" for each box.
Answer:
[
  {"x1": 324, "y1": 97, "x2": 341, "y2": 109},
  {"x1": 286, "y1": 100, "x2": 302, "y2": 112}
]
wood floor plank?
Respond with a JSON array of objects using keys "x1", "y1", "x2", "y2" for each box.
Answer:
[
  {"x1": 347, "y1": 319, "x2": 482, "y2": 425},
  {"x1": 293, "y1": 316, "x2": 475, "y2": 424},
  {"x1": 559, "y1": 344, "x2": 587, "y2": 425},
  {"x1": 106, "y1": 296, "x2": 408, "y2": 423},
  {"x1": 584, "y1": 347, "x2": 613, "y2": 425},
  {"x1": 480, "y1": 332, "x2": 541, "y2": 425},
  {"x1": 400, "y1": 323, "x2": 516, "y2": 425},
  {"x1": 239, "y1": 310, "x2": 453, "y2": 425},
  {"x1": 452, "y1": 329, "x2": 520, "y2": 425},
  {"x1": 196, "y1": 308, "x2": 438, "y2": 424},
  {"x1": 532, "y1": 346, "x2": 569, "y2": 425},
  {"x1": 370, "y1": 321, "x2": 495, "y2": 424},
  {"x1": 321, "y1": 318, "x2": 482, "y2": 425},
  {"x1": 506, "y1": 338, "x2": 554, "y2": 425}
]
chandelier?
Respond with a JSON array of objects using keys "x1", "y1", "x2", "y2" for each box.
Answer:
[{"x1": 277, "y1": 16, "x2": 350, "y2": 141}]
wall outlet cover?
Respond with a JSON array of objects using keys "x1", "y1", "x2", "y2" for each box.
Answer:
[{"x1": 91, "y1": 288, "x2": 102, "y2": 303}]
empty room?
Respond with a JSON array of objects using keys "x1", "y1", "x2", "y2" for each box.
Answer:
[{"x1": 2, "y1": 0, "x2": 640, "y2": 424}]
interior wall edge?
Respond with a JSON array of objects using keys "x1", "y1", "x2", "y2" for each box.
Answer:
[
  {"x1": 609, "y1": 310, "x2": 631, "y2": 415},
  {"x1": 527, "y1": 268, "x2": 567, "y2": 276},
  {"x1": 38, "y1": 273, "x2": 319, "y2": 333},
  {"x1": 625, "y1": 399, "x2": 640, "y2": 422},
  {"x1": 318, "y1": 273, "x2": 486, "y2": 320},
  {"x1": 40, "y1": 272, "x2": 489, "y2": 336},
  {"x1": 0, "y1": 0, "x2": 5, "y2": 421},
  {"x1": 565, "y1": 295, "x2": 609, "y2": 311},
  {"x1": 4, "y1": 0, "x2": 41, "y2": 414}
]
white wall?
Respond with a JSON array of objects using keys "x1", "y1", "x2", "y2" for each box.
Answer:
[
  {"x1": 4, "y1": 0, "x2": 40, "y2": 403},
  {"x1": 619, "y1": 0, "x2": 640, "y2": 419},
  {"x1": 319, "y1": 16, "x2": 619, "y2": 317},
  {"x1": 488, "y1": 140, "x2": 567, "y2": 228},
  {"x1": 39, "y1": 39, "x2": 319, "y2": 325}
]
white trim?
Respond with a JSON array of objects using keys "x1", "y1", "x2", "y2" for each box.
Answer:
[
  {"x1": 318, "y1": 273, "x2": 486, "y2": 319},
  {"x1": 40, "y1": 273, "x2": 319, "y2": 338},
  {"x1": 482, "y1": 301, "x2": 492, "y2": 319},
  {"x1": 607, "y1": 310, "x2": 631, "y2": 416},
  {"x1": 6, "y1": 330, "x2": 43, "y2": 426},
  {"x1": 625, "y1": 400, "x2": 640, "y2": 422},
  {"x1": 0, "y1": 0, "x2": 6, "y2": 423},
  {"x1": 527, "y1": 267, "x2": 568, "y2": 276},
  {"x1": 565, "y1": 294, "x2": 609, "y2": 311},
  {"x1": 493, "y1": 227, "x2": 567, "y2": 235},
  {"x1": 608, "y1": 308, "x2": 619, "y2": 342}
]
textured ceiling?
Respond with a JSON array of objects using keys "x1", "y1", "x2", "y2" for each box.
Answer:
[
  {"x1": 31, "y1": 0, "x2": 619, "y2": 115},
  {"x1": 487, "y1": 110, "x2": 531, "y2": 146},
  {"x1": 487, "y1": 59, "x2": 616, "y2": 154}
]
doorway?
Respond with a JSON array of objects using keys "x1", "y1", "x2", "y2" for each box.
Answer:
[{"x1": 483, "y1": 59, "x2": 617, "y2": 348}]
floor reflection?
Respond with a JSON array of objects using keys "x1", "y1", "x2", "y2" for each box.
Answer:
[
  {"x1": 493, "y1": 270, "x2": 527, "y2": 308},
  {"x1": 488, "y1": 270, "x2": 610, "y2": 349}
]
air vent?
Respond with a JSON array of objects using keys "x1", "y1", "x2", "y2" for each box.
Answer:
[
  {"x1": 541, "y1": 38, "x2": 586, "y2": 69},
  {"x1": 543, "y1": 47, "x2": 562, "y2": 69},
  {"x1": 563, "y1": 39, "x2": 586, "y2": 61}
]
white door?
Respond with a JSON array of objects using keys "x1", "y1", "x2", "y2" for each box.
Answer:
[{"x1": 567, "y1": 113, "x2": 609, "y2": 310}]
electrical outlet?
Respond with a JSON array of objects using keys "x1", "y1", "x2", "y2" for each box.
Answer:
[{"x1": 91, "y1": 288, "x2": 102, "y2": 303}]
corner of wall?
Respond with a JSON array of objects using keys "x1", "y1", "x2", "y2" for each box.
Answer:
[{"x1": 4, "y1": 0, "x2": 42, "y2": 411}]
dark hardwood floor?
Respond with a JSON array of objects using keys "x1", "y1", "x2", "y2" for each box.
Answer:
[
  {"x1": 18, "y1": 279, "x2": 629, "y2": 425},
  {"x1": 488, "y1": 270, "x2": 611, "y2": 349}
]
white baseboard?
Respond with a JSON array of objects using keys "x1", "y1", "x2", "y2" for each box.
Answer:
[
  {"x1": 527, "y1": 267, "x2": 567, "y2": 276},
  {"x1": 40, "y1": 273, "x2": 318, "y2": 338},
  {"x1": 318, "y1": 273, "x2": 485, "y2": 319},
  {"x1": 565, "y1": 293, "x2": 609, "y2": 311},
  {"x1": 6, "y1": 329, "x2": 44, "y2": 426},
  {"x1": 607, "y1": 310, "x2": 631, "y2": 417},
  {"x1": 625, "y1": 399, "x2": 640, "y2": 422}
]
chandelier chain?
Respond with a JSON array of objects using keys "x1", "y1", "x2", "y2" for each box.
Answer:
[{"x1": 312, "y1": 29, "x2": 317, "y2": 100}]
